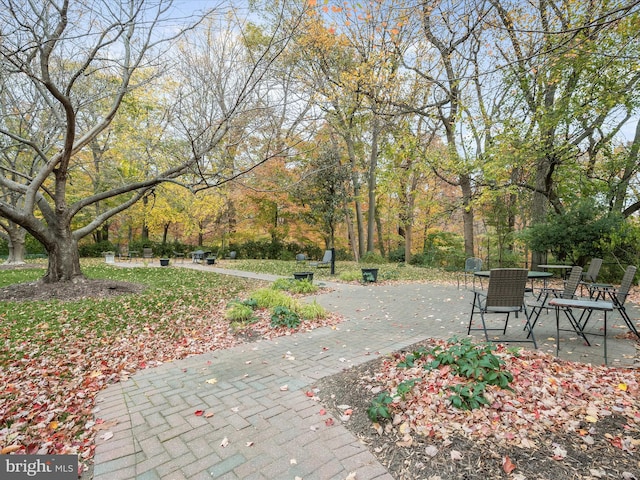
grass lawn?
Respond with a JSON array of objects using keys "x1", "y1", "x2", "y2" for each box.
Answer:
[{"x1": 220, "y1": 258, "x2": 459, "y2": 284}]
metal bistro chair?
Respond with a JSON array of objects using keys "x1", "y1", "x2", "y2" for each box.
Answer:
[
  {"x1": 581, "y1": 265, "x2": 640, "y2": 339},
  {"x1": 468, "y1": 268, "x2": 536, "y2": 348},
  {"x1": 458, "y1": 257, "x2": 483, "y2": 290},
  {"x1": 527, "y1": 265, "x2": 582, "y2": 335},
  {"x1": 579, "y1": 258, "x2": 603, "y2": 296}
]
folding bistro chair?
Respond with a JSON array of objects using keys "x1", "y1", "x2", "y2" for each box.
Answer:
[
  {"x1": 579, "y1": 258, "x2": 603, "y2": 295},
  {"x1": 458, "y1": 257, "x2": 483, "y2": 290},
  {"x1": 527, "y1": 265, "x2": 582, "y2": 334},
  {"x1": 582, "y1": 265, "x2": 639, "y2": 339},
  {"x1": 468, "y1": 268, "x2": 536, "y2": 348}
]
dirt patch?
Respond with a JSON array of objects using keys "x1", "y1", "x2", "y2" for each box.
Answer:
[{"x1": 0, "y1": 274, "x2": 145, "y2": 302}]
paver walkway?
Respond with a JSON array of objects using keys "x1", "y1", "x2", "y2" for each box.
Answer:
[{"x1": 91, "y1": 265, "x2": 638, "y2": 479}]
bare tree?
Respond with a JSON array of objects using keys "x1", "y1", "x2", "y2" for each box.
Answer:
[{"x1": 0, "y1": 0, "x2": 298, "y2": 282}]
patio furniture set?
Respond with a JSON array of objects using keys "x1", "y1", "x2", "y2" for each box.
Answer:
[{"x1": 465, "y1": 258, "x2": 639, "y2": 364}]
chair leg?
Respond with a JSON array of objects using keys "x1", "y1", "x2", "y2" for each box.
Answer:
[
  {"x1": 479, "y1": 312, "x2": 491, "y2": 342},
  {"x1": 617, "y1": 305, "x2": 640, "y2": 340}
]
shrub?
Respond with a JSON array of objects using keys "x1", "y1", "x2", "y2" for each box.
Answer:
[
  {"x1": 272, "y1": 278, "x2": 296, "y2": 290},
  {"x1": 225, "y1": 301, "x2": 255, "y2": 324},
  {"x1": 388, "y1": 247, "x2": 405, "y2": 263},
  {"x1": 79, "y1": 240, "x2": 115, "y2": 257},
  {"x1": 250, "y1": 288, "x2": 296, "y2": 310},
  {"x1": 360, "y1": 251, "x2": 386, "y2": 264},
  {"x1": 338, "y1": 271, "x2": 362, "y2": 282},
  {"x1": 288, "y1": 279, "x2": 318, "y2": 294},
  {"x1": 270, "y1": 306, "x2": 300, "y2": 328},
  {"x1": 297, "y1": 300, "x2": 326, "y2": 320}
]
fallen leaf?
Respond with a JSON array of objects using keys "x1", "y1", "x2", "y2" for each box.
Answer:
[
  {"x1": 220, "y1": 437, "x2": 229, "y2": 448},
  {"x1": 345, "y1": 472, "x2": 357, "y2": 480},
  {"x1": 100, "y1": 431, "x2": 113, "y2": 442},
  {"x1": 1, "y1": 445, "x2": 22, "y2": 454},
  {"x1": 502, "y1": 456, "x2": 516, "y2": 474},
  {"x1": 206, "y1": 378, "x2": 218, "y2": 385},
  {"x1": 246, "y1": 441, "x2": 254, "y2": 447},
  {"x1": 319, "y1": 409, "x2": 327, "y2": 415},
  {"x1": 325, "y1": 418, "x2": 335, "y2": 426},
  {"x1": 552, "y1": 444, "x2": 567, "y2": 460},
  {"x1": 290, "y1": 458, "x2": 297, "y2": 465},
  {"x1": 451, "y1": 450, "x2": 463, "y2": 461},
  {"x1": 280, "y1": 385, "x2": 289, "y2": 391},
  {"x1": 194, "y1": 410, "x2": 204, "y2": 416},
  {"x1": 396, "y1": 434, "x2": 413, "y2": 447},
  {"x1": 204, "y1": 412, "x2": 214, "y2": 418},
  {"x1": 425, "y1": 445, "x2": 439, "y2": 457}
]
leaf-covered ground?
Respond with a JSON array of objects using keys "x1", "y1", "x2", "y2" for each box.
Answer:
[
  {"x1": 0, "y1": 266, "x2": 341, "y2": 475},
  {"x1": 316, "y1": 338, "x2": 640, "y2": 480}
]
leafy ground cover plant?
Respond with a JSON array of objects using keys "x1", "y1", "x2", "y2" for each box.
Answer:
[
  {"x1": 369, "y1": 338, "x2": 516, "y2": 416},
  {"x1": 270, "y1": 305, "x2": 301, "y2": 328}
]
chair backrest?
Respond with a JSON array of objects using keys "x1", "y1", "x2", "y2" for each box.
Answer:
[
  {"x1": 464, "y1": 257, "x2": 483, "y2": 273},
  {"x1": 295, "y1": 253, "x2": 306, "y2": 262},
  {"x1": 616, "y1": 265, "x2": 637, "y2": 305},
  {"x1": 229, "y1": 251, "x2": 237, "y2": 259},
  {"x1": 561, "y1": 265, "x2": 583, "y2": 299},
  {"x1": 486, "y1": 269, "x2": 528, "y2": 308},
  {"x1": 142, "y1": 247, "x2": 153, "y2": 258},
  {"x1": 321, "y1": 250, "x2": 332, "y2": 262},
  {"x1": 583, "y1": 258, "x2": 603, "y2": 282}
]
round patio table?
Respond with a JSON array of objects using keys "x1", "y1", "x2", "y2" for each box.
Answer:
[
  {"x1": 474, "y1": 270, "x2": 552, "y2": 294},
  {"x1": 538, "y1": 264, "x2": 573, "y2": 280}
]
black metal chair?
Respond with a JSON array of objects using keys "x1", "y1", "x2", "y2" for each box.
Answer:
[
  {"x1": 579, "y1": 258, "x2": 603, "y2": 296},
  {"x1": 458, "y1": 257, "x2": 483, "y2": 290},
  {"x1": 526, "y1": 265, "x2": 582, "y2": 335},
  {"x1": 582, "y1": 265, "x2": 639, "y2": 339},
  {"x1": 467, "y1": 268, "x2": 536, "y2": 348}
]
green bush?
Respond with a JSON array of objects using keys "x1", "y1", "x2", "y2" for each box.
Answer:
[
  {"x1": 79, "y1": 240, "x2": 116, "y2": 257},
  {"x1": 250, "y1": 288, "x2": 296, "y2": 310},
  {"x1": 297, "y1": 300, "x2": 326, "y2": 320},
  {"x1": 270, "y1": 306, "x2": 300, "y2": 328},
  {"x1": 388, "y1": 247, "x2": 405, "y2": 263},
  {"x1": 360, "y1": 251, "x2": 386, "y2": 264},
  {"x1": 338, "y1": 270, "x2": 362, "y2": 282},
  {"x1": 225, "y1": 301, "x2": 255, "y2": 323}
]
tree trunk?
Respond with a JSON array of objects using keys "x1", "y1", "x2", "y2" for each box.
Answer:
[
  {"x1": 344, "y1": 134, "x2": 365, "y2": 257},
  {"x1": 43, "y1": 233, "x2": 84, "y2": 283},
  {"x1": 366, "y1": 118, "x2": 380, "y2": 253},
  {"x1": 460, "y1": 173, "x2": 475, "y2": 257},
  {"x1": 375, "y1": 206, "x2": 385, "y2": 257},
  {"x1": 163, "y1": 223, "x2": 170, "y2": 244},
  {"x1": 344, "y1": 201, "x2": 359, "y2": 262},
  {"x1": 2, "y1": 223, "x2": 27, "y2": 265}
]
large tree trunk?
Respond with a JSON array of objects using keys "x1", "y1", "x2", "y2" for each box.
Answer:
[
  {"x1": 366, "y1": 117, "x2": 380, "y2": 253},
  {"x1": 43, "y1": 232, "x2": 84, "y2": 283},
  {"x1": 344, "y1": 134, "x2": 365, "y2": 257},
  {"x1": 460, "y1": 173, "x2": 475, "y2": 258},
  {"x1": 2, "y1": 222, "x2": 27, "y2": 265}
]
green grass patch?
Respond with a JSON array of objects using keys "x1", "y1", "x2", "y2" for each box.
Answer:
[
  {"x1": 225, "y1": 259, "x2": 457, "y2": 283},
  {"x1": 0, "y1": 262, "x2": 262, "y2": 366}
]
